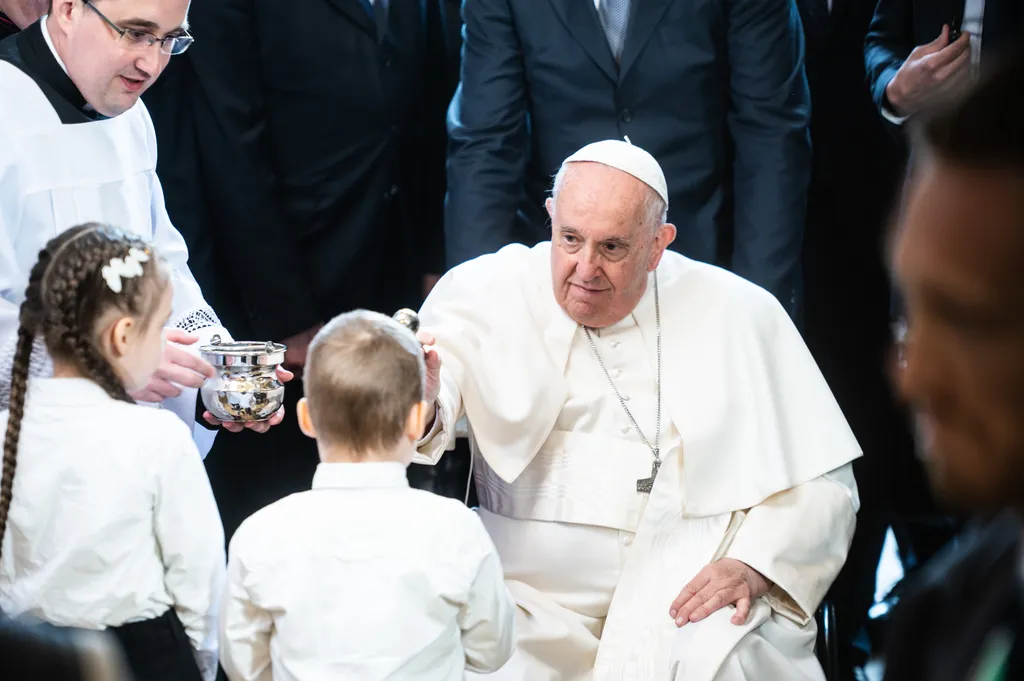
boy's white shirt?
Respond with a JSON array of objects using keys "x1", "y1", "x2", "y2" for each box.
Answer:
[{"x1": 220, "y1": 461, "x2": 516, "y2": 681}]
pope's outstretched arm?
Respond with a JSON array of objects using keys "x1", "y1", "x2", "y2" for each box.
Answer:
[{"x1": 413, "y1": 338, "x2": 463, "y2": 466}]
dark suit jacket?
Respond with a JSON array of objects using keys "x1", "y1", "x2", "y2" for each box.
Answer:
[
  {"x1": 144, "y1": 0, "x2": 450, "y2": 341},
  {"x1": 864, "y1": 0, "x2": 1024, "y2": 119},
  {"x1": 445, "y1": 0, "x2": 812, "y2": 315},
  {"x1": 796, "y1": 0, "x2": 910, "y2": 644},
  {"x1": 797, "y1": 0, "x2": 905, "y2": 494},
  {"x1": 883, "y1": 512, "x2": 1024, "y2": 681}
]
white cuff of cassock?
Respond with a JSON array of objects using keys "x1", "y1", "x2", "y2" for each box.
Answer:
[{"x1": 413, "y1": 399, "x2": 453, "y2": 465}]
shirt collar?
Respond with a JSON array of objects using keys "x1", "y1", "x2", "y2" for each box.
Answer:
[
  {"x1": 39, "y1": 15, "x2": 69, "y2": 75},
  {"x1": 27, "y1": 377, "x2": 118, "y2": 406},
  {"x1": 312, "y1": 461, "x2": 410, "y2": 490},
  {"x1": 39, "y1": 16, "x2": 103, "y2": 117}
]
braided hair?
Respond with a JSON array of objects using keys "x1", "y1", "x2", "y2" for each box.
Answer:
[{"x1": 0, "y1": 223, "x2": 168, "y2": 567}]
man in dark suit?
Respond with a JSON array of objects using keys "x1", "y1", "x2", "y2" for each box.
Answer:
[
  {"x1": 445, "y1": 0, "x2": 812, "y2": 316},
  {"x1": 143, "y1": 0, "x2": 452, "y2": 540},
  {"x1": 795, "y1": 2, "x2": 905, "y2": 677},
  {"x1": 865, "y1": 0, "x2": 1024, "y2": 125},
  {"x1": 884, "y1": 51, "x2": 1024, "y2": 681}
]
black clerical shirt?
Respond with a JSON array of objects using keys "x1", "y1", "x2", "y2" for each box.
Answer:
[{"x1": 0, "y1": 20, "x2": 100, "y2": 123}]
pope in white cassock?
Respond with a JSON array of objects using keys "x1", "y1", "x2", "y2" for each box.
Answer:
[
  {"x1": 414, "y1": 140, "x2": 862, "y2": 681},
  {"x1": 0, "y1": 0, "x2": 287, "y2": 451}
]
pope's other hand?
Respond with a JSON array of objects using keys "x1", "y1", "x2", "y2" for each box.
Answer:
[{"x1": 669, "y1": 558, "x2": 771, "y2": 627}]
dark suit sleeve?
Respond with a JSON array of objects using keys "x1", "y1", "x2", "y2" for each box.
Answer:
[
  {"x1": 864, "y1": 0, "x2": 914, "y2": 116},
  {"x1": 443, "y1": 0, "x2": 529, "y2": 268},
  {"x1": 180, "y1": 0, "x2": 322, "y2": 341},
  {"x1": 725, "y1": 0, "x2": 812, "y2": 316}
]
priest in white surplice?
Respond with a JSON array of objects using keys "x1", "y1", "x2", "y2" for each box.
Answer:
[
  {"x1": 0, "y1": 1, "x2": 288, "y2": 452},
  {"x1": 414, "y1": 140, "x2": 861, "y2": 681}
]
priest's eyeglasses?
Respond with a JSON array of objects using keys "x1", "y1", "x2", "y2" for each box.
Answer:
[{"x1": 84, "y1": 0, "x2": 194, "y2": 56}]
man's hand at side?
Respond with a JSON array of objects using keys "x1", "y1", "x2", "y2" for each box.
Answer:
[{"x1": 886, "y1": 25, "x2": 971, "y2": 117}]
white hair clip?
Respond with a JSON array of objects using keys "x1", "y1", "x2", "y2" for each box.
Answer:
[{"x1": 101, "y1": 247, "x2": 150, "y2": 294}]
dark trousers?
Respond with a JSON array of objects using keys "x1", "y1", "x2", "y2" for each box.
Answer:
[{"x1": 107, "y1": 609, "x2": 202, "y2": 681}]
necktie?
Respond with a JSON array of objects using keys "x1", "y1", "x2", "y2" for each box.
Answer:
[
  {"x1": 372, "y1": 0, "x2": 388, "y2": 42},
  {"x1": 599, "y1": 0, "x2": 630, "y2": 63}
]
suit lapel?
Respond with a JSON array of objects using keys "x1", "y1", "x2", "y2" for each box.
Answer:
[
  {"x1": 323, "y1": 0, "x2": 376, "y2": 38},
  {"x1": 548, "y1": 0, "x2": 618, "y2": 84},
  {"x1": 619, "y1": 0, "x2": 674, "y2": 82}
]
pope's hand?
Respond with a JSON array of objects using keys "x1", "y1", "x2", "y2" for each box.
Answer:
[
  {"x1": 130, "y1": 329, "x2": 215, "y2": 403},
  {"x1": 417, "y1": 331, "x2": 442, "y2": 404},
  {"x1": 669, "y1": 558, "x2": 771, "y2": 627},
  {"x1": 202, "y1": 366, "x2": 295, "y2": 434}
]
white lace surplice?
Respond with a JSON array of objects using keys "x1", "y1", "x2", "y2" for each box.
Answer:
[{"x1": 0, "y1": 59, "x2": 230, "y2": 456}]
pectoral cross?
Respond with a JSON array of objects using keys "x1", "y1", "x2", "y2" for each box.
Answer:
[{"x1": 636, "y1": 456, "x2": 661, "y2": 494}]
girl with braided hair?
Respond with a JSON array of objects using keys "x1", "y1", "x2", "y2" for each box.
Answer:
[{"x1": 0, "y1": 224, "x2": 225, "y2": 681}]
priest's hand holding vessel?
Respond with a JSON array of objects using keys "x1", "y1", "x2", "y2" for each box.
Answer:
[{"x1": 199, "y1": 336, "x2": 287, "y2": 422}]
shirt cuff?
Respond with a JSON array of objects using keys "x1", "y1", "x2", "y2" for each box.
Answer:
[{"x1": 881, "y1": 102, "x2": 909, "y2": 126}]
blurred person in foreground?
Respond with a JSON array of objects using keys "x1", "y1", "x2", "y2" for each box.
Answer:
[{"x1": 884, "y1": 49, "x2": 1024, "y2": 681}]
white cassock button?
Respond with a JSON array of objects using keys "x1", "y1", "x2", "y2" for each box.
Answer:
[
  {"x1": 621, "y1": 425, "x2": 631, "y2": 434},
  {"x1": 622, "y1": 535, "x2": 633, "y2": 546},
  {"x1": 622, "y1": 394, "x2": 631, "y2": 401},
  {"x1": 612, "y1": 368, "x2": 623, "y2": 378},
  {"x1": 609, "y1": 340, "x2": 620, "y2": 349}
]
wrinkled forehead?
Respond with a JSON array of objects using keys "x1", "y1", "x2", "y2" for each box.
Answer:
[
  {"x1": 90, "y1": 0, "x2": 190, "y2": 32},
  {"x1": 554, "y1": 163, "x2": 652, "y2": 235}
]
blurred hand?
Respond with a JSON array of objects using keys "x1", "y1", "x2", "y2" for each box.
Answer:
[
  {"x1": 130, "y1": 329, "x2": 215, "y2": 403},
  {"x1": 280, "y1": 324, "x2": 323, "y2": 374},
  {"x1": 886, "y1": 25, "x2": 971, "y2": 117},
  {"x1": 203, "y1": 366, "x2": 295, "y2": 434},
  {"x1": 423, "y1": 273, "x2": 441, "y2": 298},
  {"x1": 669, "y1": 558, "x2": 771, "y2": 627}
]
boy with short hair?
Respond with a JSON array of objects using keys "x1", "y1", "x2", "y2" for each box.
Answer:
[{"x1": 219, "y1": 310, "x2": 516, "y2": 681}]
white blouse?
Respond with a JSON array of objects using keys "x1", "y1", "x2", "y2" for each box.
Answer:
[
  {"x1": 0, "y1": 378, "x2": 225, "y2": 679},
  {"x1": 220, "y1": 461, "x2": 516, "y2": 681}
]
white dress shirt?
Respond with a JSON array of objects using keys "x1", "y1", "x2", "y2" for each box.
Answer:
[
  {"x1": 220, "y1": 461, "x2": 516, "y2": 681},
  {"x1": 0, "y1": 378, "x2": 225, "y2": 679}
]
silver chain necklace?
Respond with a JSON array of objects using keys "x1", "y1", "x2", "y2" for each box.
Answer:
[{"x1": 583, "y1": 273, "x2": 662, "y2": 493}]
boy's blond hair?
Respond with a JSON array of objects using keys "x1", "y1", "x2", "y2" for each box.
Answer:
[{"x1": 303, "y1": 310, "x2": 425, "y2": 455}]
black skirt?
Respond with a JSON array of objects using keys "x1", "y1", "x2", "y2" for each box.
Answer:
[{"x1": 106, "y1": 608, "x2": 203, "y2": 681}]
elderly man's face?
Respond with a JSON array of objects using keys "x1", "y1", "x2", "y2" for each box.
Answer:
[
  {"x1": 894, "y1": 158, "x2": 1024, "y2": 513},
  {"x1": 52, "y1": 0, "x2": 189, "y2": 117},
  {"x1": 547, "y1": 163, "x2": 675, "y2": 328}
]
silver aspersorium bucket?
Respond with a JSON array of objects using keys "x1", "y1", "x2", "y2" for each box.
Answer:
[{"x1": 199, "y1": 335, "x2": 287, "y2": 422}]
